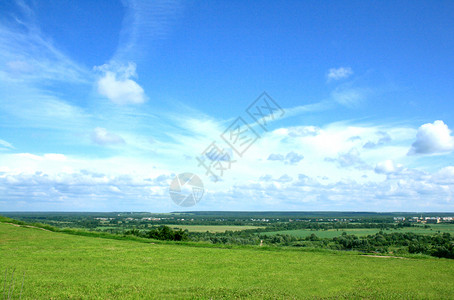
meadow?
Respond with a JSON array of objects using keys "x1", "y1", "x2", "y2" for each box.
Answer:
[
  {"x1": 96, "y1": 224, "x2": 263, "y2": 233},
  {"x1": 265, "y1": 223, "x2": 454, "y2": 239},
  {"x1": 1, "y1": 222, "x2": 454, "y2": 299},
  {"x1": 166, "y1": 224, "x2": 263, "y2": 233}
]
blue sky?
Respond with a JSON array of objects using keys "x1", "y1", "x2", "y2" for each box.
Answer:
[{"x1": 1, "y1": 0, "x2": 454, "y2": 212}]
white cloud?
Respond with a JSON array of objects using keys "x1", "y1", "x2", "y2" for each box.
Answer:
[
  {"x1": 267, "y1": 151, "x2": 304, "y2": 165},
  {"x1": 287, "y1": 126, "x2": 320, "y2": 137},
  {"x1": 408, "y1": 120, "x2": 454, "y2": 155},
  {"x1": 91, "y1": 127, "x2": 125, "y2": 146},
  {"x1": 327, "y1": 67, "x2": 353, "y2": 81},
  {"x1": 205, "y1": 147, "x2": 234, "y2": 162},
  {"x1": 43, "y1": 153, "x2": 67, "y2": 161},
  {"x1": 276, "y1": 174, "x2": 293, "y2": 183},
  {"x1": 283, "y1": 101, "x2": 333, "y2": 119},
  {"x1": 331, "y1": 87, "x2": 364, "y2": 107},
  {"x1": 0, "y1": 145, "x2": 453, "y2": 211},
  {"x1": 0, "y1": 2, "x2": 89, "y2": 84},
  {"x1": 325, "y1": 148, "x2": 370, "y2": 170},
  {"x1": 0, "y1": 152, "x2": 177, "y2": 211},
  {"x1": 113, "y1": 0, "x2": 183, "y2": 61},
  {"x1": 0, "y1": 139, "x2": 13, "y2": 150},
  {"x1": 206, "y1": 165, "x2": 454, "y2": 211},
  {"x1": 285, "y1": 151, "x2": 304, "y2": 165},
  {"x1": 267, "y1": 153, "x2": 285, "y2": 161},
  {"x1": 95, "y1": 62, "x2": 146, "y2": 105},
  {"x1": 240, "y1": 122, "x2": 414, "y2": 189},
  {"x1": 0, "y1": 169, "x2": 172, "y2": 211},
  {"x1": 374, "y1": 160, "x2": 403, "y2": 175},
  {"x1": 432, "y1": 166, "x2": 454, "y2": 184},
  {"x1": 0, "y1": 115, "x2": 449, "y2": 211},
  {"x1": 363, "y1": 131, "x2": 392, "y2": 149},
  {"x1": 0, "y1": 2, "x2": 93, "y2": 133}
]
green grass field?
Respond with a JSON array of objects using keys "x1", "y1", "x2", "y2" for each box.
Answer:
[
  {"x1": 265, "y1": 224, "x2": 454, "y2": 238},
  {"x1": 95, "y1": 224, "x2": 263, "y2": 233},
  {"x1": 166, "y1": 224, "x2": 263, "y2": 233},
  {"x1": 1, "y1": 222, "x2": 454, "y2": 299}
]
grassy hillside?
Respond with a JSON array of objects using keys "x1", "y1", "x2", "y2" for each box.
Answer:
[{"x1": 1, "y1": 222, "x2": 454, "y2": 299}]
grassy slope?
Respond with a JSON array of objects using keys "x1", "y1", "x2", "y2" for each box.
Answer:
[{"x1": 1, "y1": 223, "x2": 454, "y2": 299}]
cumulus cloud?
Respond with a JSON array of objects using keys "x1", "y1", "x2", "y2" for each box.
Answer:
[
  {"x1": 267, "y1": 151, "x2": 304, "y2": 165},
  {"x1": 257, "y1": 174, "x2": 293, "y2": 183},
  {"x1": 325, "y1": 148, "x2": 369, "y2": 170},
  {"x1": 408, "y1": 120, "x2": 454, "y2": 155},
  {"x1": 293, "y1": 174, "x2": 320, "y2": 187},
  {"x1": 91, "y1": 127, "x2": 125, "y2": 146},
  {"x1": 223, "y1": 166, "x2": 453, "y2": 211},
  {"x1": 259, "y1": 174, "x2": 273, "y2": 181},
  {"x1": 211, "y1": 167, "x2": 454, "y2": 210},
  {"x1": 0, "y1": 170, "x2": 172, "y2": 211},
  {"x1": 276, "y1": 174, "x2": 293, "y2": 183},
  {"x1": 285, "y1": 151, "x2": 304, "y2": 164},
  {"x1": 432, "y1": 166, "x2": 454, "y2": 184},
  {"x1": 327, "y1": 67, "x2": 353, "y2": 81},
  {"x1": 374, "y1": 160, "x2": 403, "y2": 175},
  {"x1": 95, "y1": 62, "x2": 146, "y2": 105}
]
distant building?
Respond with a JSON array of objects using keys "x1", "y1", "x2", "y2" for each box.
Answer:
[{"x1": 425, "y1": 217, "x2": 441, "y2": 224}]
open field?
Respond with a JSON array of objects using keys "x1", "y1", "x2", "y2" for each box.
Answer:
[
  {"x1": 266, "y1": 224, "x2": 454, "y2": 238},
  {"x1": 1, "y1": 222, "x2": 454, "y2": 299},
  {"x1": 166, "y1": 224, "x2": 263, "y2": 232},
  {"x1": 94, "y1": 225, "x2": 264, "y2": 233}
]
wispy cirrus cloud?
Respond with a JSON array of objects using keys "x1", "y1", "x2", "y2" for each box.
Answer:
[
  {"x1": 114, "y1": 0, "x2": 183, "y2": 62},
  {"x1": 0, "y1": 1, "x2": 94, "y2": 135},
  {"x1": 92, "y1": 0, "x2": 184, "y2": 106},
  {"x1": 0, "y1": 1, "x2": 90, "y2": 84},
  {"x1": 0, "y1": 139, "x2": 14, "y2": 150},
  {"x1": 331, "y1": 86, "x2": 366, "y2": 107},
  {"x1": 0, "y1": 84, "x2": 90, "y2": 131}
]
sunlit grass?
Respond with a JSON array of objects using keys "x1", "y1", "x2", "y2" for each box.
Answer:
[
  {"x1": 266, "y1": 224, "x2": 454, "y2": 238},
  {"x1": 1, "y1": 222, "x2": 454, "y2": 299}
]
